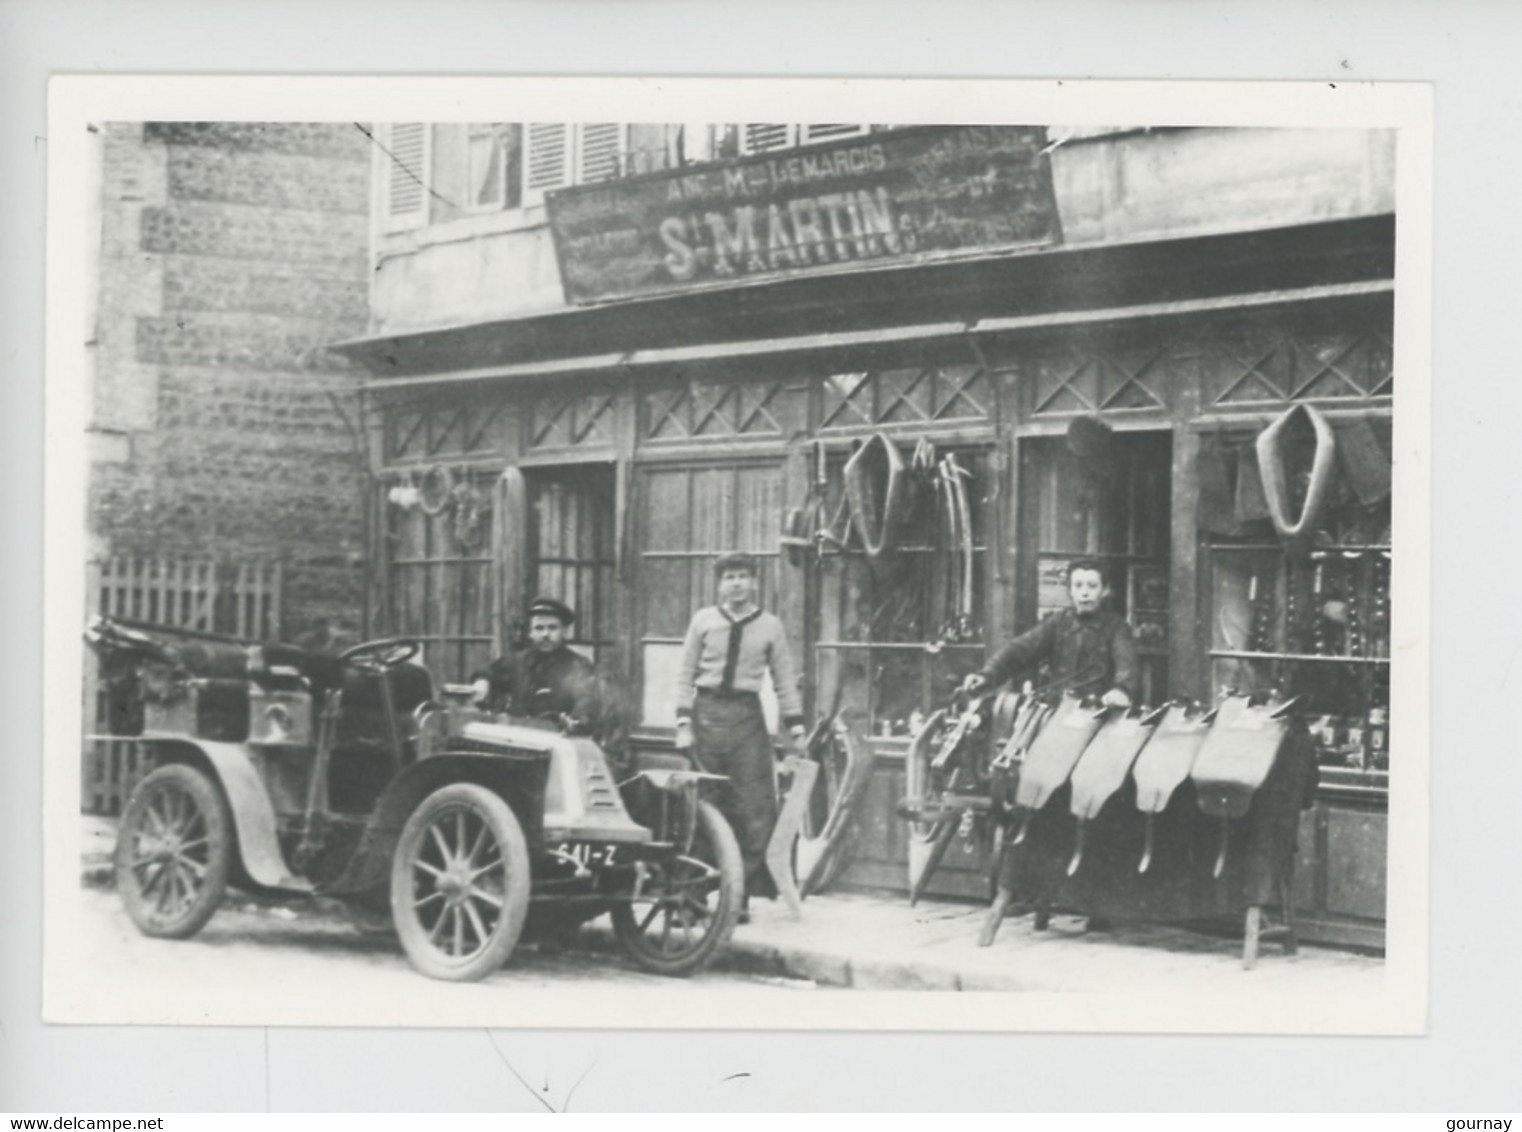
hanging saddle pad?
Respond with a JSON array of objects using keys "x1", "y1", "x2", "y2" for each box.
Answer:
[
  {"x1": 1190, "y1": 694, "x2": 1292, "y2": 819},
  {"x1": 1132, "y1": 702, "x2": 1213, "y2": 814},
  {"x1": 1069, "y1": 711, "x2": 1158, "y2": 821},
  {"x1": 1014, "y1": 693, "x2": 1105, "y2": 811}
]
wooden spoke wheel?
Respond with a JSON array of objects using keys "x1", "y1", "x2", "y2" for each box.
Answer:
[
  {"x1": 115, "y1": 763, "x2": 231, "y2": 940},
  {"x1": 390, "y1": 784, "x2": 531, "y2": 982},
  {"x1": 611, "y1": 800, "x2": 742, "y2": 978}
]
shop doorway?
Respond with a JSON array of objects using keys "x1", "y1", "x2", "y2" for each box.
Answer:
[
  {"x1": 1018, "y1": 428, "x2": 1173, "y2": 704},
  {"x1": 524, "y1": 464, "x2": 618, "y2": 669}
]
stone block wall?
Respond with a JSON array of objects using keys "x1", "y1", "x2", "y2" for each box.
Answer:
[{"x1": 89, "y1": 122, "x2": 374, "y2": 643}]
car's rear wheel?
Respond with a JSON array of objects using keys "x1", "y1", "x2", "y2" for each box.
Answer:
[
  {"x1": 116, "y1": 763, "x2": 231, "y2": 939},
  {"x1": 391, "y1": 784, "x2": 531, "y2": 982},
  {"x1": 612, "y1": 799, "x2": 742, "y2": 978}
]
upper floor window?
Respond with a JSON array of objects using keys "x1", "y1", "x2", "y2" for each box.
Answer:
[
  {"x1": 380, "y1": 122, "x2": 430, "y2": 232},
  {"x1": 741, "y1": 123, "x2": 870, "y2": 153},
  {"x1": 523, "y1": 123, "x2": 630, "y2": 205},
  {"x1": 466, "y1": 123, "x2": 521, "y2": 213},
  {"x1": 377, "y1": 122, "x2": 877, "y2": 232}
]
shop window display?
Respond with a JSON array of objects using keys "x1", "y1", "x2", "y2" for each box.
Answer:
[
  {"x1": 1202, "y1": 419, "x2": 1393, "y2": 774},
  {"x1": 813, "y1": 448, "x2": 989, "y2": 737}
]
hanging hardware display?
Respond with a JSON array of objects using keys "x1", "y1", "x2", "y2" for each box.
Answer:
[
  {"x1": 416, "y1": 463, "x2": 456, "y2": 516},
  {"x1": 386, "y1": 468, "x2": 421, "y2": 509},
  {"x1": 1255, "y1": 403, "x2": 1338, "y2": 543},
  {"x1": 843, "y1": 431, "x2": 907, "y2": 560},
  {"x1": 450, "y1": 479, "x2": 491, "y2": 549}
]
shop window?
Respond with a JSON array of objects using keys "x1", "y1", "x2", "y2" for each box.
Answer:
[
  {"x1": 526, "y1": 467, "x2": 617, "y2": 669},
  {"x1": 814, "y1": 448, "x2": 991, "y2": 738},
  {"x1": 636, "y1": 463, "x2": 784, "y2": 729},
  {"x1": 385, "y1": 470, "x2": 496, "y2": 682},
  {"x1": 1019, "y1": 431, "x2": 1172, "y2": 703},
  {"x1": 1203, "y1": 424, "x2": 1393, "y2": 776}
]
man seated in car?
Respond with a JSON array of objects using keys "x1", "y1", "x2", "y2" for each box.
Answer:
[{"x1": 471, "y1": 597, "x2": 598, "y2": 731}]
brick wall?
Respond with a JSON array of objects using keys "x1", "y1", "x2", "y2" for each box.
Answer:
[{"x1": 89, "y1": 122, "x2": 374, "y2": 643}]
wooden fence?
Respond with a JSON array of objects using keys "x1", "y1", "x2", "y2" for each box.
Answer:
[{"x1": 82, "y1": 557, "x2": 283, "y2": 815}]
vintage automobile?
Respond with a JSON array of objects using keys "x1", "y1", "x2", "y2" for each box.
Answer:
[{"x1": 86, "y1": 617, "x2": 744, "y2": 981}]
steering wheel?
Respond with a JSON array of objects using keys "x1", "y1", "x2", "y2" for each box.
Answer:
[{"x1": 339, "y1": 637, "x2": 421, "y2": 672}]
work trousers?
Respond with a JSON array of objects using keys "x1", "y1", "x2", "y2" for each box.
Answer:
[{"x1": 690, "y1": 689, "x2": 778, "y2": 900}]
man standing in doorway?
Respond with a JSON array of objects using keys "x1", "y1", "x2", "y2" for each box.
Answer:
[
  {"x1": 674, "y1": 552, "x2": 806, "y2": 918},
  {"x1": 471, "y1": 596, "x2": 597, "y2": 729},
  {"x1": 963, "y1": 558, "x2": 1138, "y2": 706}
]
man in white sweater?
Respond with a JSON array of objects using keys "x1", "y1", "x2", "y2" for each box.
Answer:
[{"x1": 675, "y1": 551, "x2": 807, "y2": 915}]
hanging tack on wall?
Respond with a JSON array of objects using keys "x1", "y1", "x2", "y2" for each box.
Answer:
[
  {"x1": 417, "y1": 463, "x2": 454, "y2": 516},
  {"x1": 387, "y1": 468, "x2": 421, "y2": 509},
  {"x1": 1255, "y1": 403, "x2": 1338, "y2": 545}
]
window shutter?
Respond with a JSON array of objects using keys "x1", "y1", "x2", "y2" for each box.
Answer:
[
  {"x1": 383, "y1": 123, "x2": 430, "y2": 231},
  {"x1": 801, "y1": 124, "x2": 868, "y2": 145},
  {"x1": 576, "y1": 123, "x2": 625, "y2": 184},
  {"x1": 742, "y1": 124, "x2": 795, "y2": 154},
  {"x1": 524, "y1": 123, "x2": 573, "y2": 204}
]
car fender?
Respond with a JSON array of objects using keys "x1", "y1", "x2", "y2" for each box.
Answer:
[
  {"x1": 139, "y1": 737, "x2": 307, "y2": 890},
  {"x1": 320, "y1": 750, "x2": 551, "y2": 897}
]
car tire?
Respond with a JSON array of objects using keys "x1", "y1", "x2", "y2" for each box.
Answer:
[
  {"x1": 116, "y1": 763, "x2": 231, "y2": 940},
  {"x1": 390, "y1": 783, "x2": 531, "y2": 982},
  {"x1": 612, "y1": 799, "x2": 743, "y2": 978}
]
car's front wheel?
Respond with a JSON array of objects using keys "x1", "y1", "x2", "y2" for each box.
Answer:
[
  {"x1": 611, "y1": 799, "x2": 742, "y2": 977},
  {"x1": 390, "y1": 784, "x2": 531, "y2": 982},
  {"x1": 116, "y1": 763, "x2": 231, "y2": 939}
]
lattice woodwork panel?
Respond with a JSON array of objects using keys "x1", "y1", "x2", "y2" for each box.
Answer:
[
  {"x1": 1207, "y1": 326, "x2": 1393, "y2": 407},
  {"x1": 934, "y1": 364, "x2": 992, "y2": 420},
  {"x1": 1032, "y1": 355, "x2": 1102, "y2": 414},
  {"x1": 821, "y1": 366, "x2": 993, "y2": 428},
  {"x1": 1033, "y1": 347, "x2": 1171, "y2": 416},
  {"x1": 692, "y1": 382, "x2": 741, "y2": 437},
  {"x1": 530, "y1": 391, "x2": 616, "y2": 449},
  {"x1": 389, "y1": 402, "x2": 507, "y2": 460},
  {"x1": 821, "y1": 372, "x2": 874, "y2": 429},
  {"x1": 643, "y1": 379, "x2": 786, "y2": 440},
  {"x1": 879, "y1": 367, "x2": 934, "y2": 424}
]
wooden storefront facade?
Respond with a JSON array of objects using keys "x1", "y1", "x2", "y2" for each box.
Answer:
[{"x1": 339, "y1": 125, "x2": 1396, "y2": 949}]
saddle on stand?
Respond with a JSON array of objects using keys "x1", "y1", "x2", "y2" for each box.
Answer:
[
  {"x1": 1189, "y1": 693, "x2": 1298, "y2": 877},
  {"x1": 1010, "y1": 693, "x2": 1108, "y2": 845},
  {"x1": 1131, "y1": 700, "x2": 1216, "y2": 873},
  {"x1": 1065, "y1": 705, "x2": 1164, "y2": 877}
]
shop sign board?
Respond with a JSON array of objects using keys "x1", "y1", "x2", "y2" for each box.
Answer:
[{"x1": 545, "y1": 125, "x2": 1062, "y2": 304}]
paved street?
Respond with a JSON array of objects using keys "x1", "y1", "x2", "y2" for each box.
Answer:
[{"x1": 72, "y1": 882, "x2": 815, "y2": 996}]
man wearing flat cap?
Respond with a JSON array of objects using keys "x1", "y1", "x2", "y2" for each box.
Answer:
[
  {"x1": 674, "y1": 551, "x2": 806, "y2": 915},
  {"x1": 471, "y1": 596, "x2": 598, "y2": 730}
]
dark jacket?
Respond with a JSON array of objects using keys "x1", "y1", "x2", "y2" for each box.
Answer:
[
  {"x1": 474, "y1": 645, "x2": 597, "y2": 725},
  {"x1": 979, "y1": 608, "x2": 1138, "y2": 700}
]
